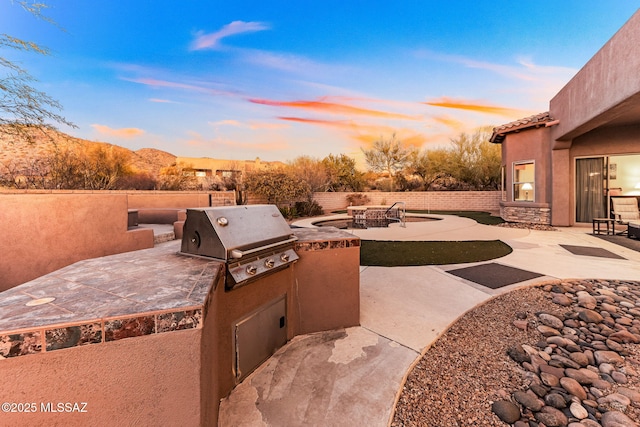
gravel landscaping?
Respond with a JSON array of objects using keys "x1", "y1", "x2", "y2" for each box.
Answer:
[{"x1": 392, "y1": 279, "x2": 640, "y2": 426}]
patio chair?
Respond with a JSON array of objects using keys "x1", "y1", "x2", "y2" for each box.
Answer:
[{"x1": 611, "y1": 197, "x2": 640, "y2": 234}]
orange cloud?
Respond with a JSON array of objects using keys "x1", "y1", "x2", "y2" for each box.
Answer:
[
  {"x1": 91, "y1": 124, "x2": 145, "y2": 138},
  {"x1": 425, "y1": 97, "x2": 525, "y2": 117},
  {"x1": 279, "y1": 117, "x2": 431, "y2": 150},
  {"x1": 431, "y1": 115, "x2": 465, "y2": 131},
  {"x1": 250, "y1": 98, "x2": 419, "y2": 120},
  {"x1": 279, "y1": 116, "x2": 358, "y2": 129}
]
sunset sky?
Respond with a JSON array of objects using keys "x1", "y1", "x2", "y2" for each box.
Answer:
[{"x1": 2, "y1": 2, "x2": 638, "y2": 164}]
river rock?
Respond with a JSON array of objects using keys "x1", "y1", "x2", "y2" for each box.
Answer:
[
  {"x1": 606, "y1": 339, "x2": 625, "y2": 352},
  {"x1": 513, "y1": 390, "x2": 544, "y2": 411},
  {"x1": 594, "y1": 350, "x2": 624, "y2": 366},
  {"x1": 569, "y1": 351, "x2": 590, "y2": 367},
  {"x1": 600, "y1": 410, "x2": 637, "y2": 427},
  {"x1": 578, "y1": 309, "x2": 604, "y2": 324},
  {"x1": 611, "y1": 370, "x2": 627, "y2": 384},
  {"x1": 508, "y1": 345, "x2": 531, "y2": 364},
  {"x1": 541, "y1": 372, "x2": 560, "y2": 387},
  {"x1": 538, "y1": 325, "x2": 562, "y2": 336},
  {"x1": 534, "y1": 405, "x2": 569, "y2": 426},
  {"x1": 609, "y1": 329, "x2": 640, "y2": 343},
  {"x1": 560, "y1": 376, "x2": 587, "y2": 400},
  {"x1": 565, "y1": 368, "x2": 600, "y2": 385},
  {"x1": 545, "y1": 392, "x2": 568, "y2": 409},
  {"x1": 577, "y1": 291, "x2": 598, "y2": 309},
  {"x1": 491, "y1": 400, "x2": 521, "y2": 424},
  {"x1": 569, "y1": 401, "x2": 589, "y2": 419},
  {"x1": 553, "y1": 293, "x2": 573, "y2": 306},
  {"x1": 540, "y1": 313, "x2": 565, "y2": 329},
  {"x1": 617, "y1": 386, "x2": 640, "y2": 403}
]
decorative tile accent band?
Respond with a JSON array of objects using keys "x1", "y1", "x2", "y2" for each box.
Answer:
[
  {"x1": 295, "y1": 239, "x2": 360, "y2": 252},
  {"x1": 0, "y1": 308, "x2": 202, "y2": 360}
]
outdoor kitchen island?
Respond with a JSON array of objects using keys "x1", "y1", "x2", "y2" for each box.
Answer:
[{"x1": 0, "y1": 213, "x2": 360, "y2": 427}]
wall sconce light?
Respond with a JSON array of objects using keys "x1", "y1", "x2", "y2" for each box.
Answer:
[
  {"x1": 635, "y1": 182, "x2": 640, "y2": 189},
  {"x1": 522, "y1": 183, "x2": 533, "y2": 201}
]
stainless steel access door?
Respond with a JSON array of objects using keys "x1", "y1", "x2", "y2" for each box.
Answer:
[{"x1": 234, "y1": 295, "x2": 287, "y2": 381}]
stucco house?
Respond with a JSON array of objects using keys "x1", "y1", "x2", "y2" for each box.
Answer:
[{"x1": 491, "y1": 9, "x2": 640, "y2": 226}]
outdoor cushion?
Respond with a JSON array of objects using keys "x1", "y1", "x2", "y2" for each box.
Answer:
[{"x1": 612, "y1": 198, "x2": 640, "y2": 222}]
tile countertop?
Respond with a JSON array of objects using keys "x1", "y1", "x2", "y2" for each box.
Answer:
[
  {"x1": 291, "y1": 226, "x2": 360, "y2": 243},
  {"x1": 0, "y1": 241, "x2": 221, "y2": 334}
]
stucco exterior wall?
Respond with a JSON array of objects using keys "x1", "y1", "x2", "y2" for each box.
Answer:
[
  {"x1": 570, "y1": 124, "x2": 640, "y2": 157},
  {"x1": 126, "y1": 190, "x2": 234, "y2": 209},
  {"x1": 0, "y1": 192, "x2": 153, "y2": 291},
  {"x1": 499, "y1": 128, "x2": 553, "y2": 204},
  {"x1": 497, "y1": 127, "x2": 555, "y2": 224},
  {"x1": 293, "y1": 245, "x2": 361, "y2": 335},
  {"x1": 551, "y1": 149, "x2": 572, "y2": 226},
  {"x1": 550, "y1": 10, "x2": 640, "y2": 141},
  {"x1": 0, "y1": 329, "x2": 202, "y2": 426}
]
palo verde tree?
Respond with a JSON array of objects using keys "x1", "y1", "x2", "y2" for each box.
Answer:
[
  {"x1": 1, "y1": 1, "x2": 74, "y2": 139},
  {"x1": 361, "y1": 134, "x2": 414, "y2": 191},
  {"x1": 446, "y1": 126, "x2": 501, "y2": 190}
]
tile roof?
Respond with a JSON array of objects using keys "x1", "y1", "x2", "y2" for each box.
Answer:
[{"x1": 490, "y1": 112, "x2": 553, "y2": 143}]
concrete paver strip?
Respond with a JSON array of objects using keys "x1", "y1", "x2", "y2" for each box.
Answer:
[{"x1": 359, "y1": 265, "x2": 492, "y2": 352}]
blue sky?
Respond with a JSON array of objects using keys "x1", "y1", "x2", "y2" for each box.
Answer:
[{"x1": 2, "y1": 1, "x2": 639, "y2": 164}]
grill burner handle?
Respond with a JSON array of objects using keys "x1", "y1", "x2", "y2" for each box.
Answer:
[{"x1": 229, "y1": 237, "x2": 298, "y2": 259}]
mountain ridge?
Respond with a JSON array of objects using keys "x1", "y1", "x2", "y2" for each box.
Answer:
[{"x1": 0, "y1": 127, "x2": 178, "y2": 177}]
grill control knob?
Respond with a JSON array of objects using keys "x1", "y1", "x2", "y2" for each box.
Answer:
[
  {"x1": 264, "y1": 258, "x2": 275, "y2": 268},
  {"x1": 280, "y1": 253, "x2": 290, "y2": 262},
  {"x1": 246, "y1": 265, "x2": 257, "y2": 275}
]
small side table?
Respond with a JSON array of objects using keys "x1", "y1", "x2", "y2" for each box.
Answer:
[
  {"x1": 628, "y1": 222, "x2": 640, "y2": 239},
  {"x1": 592, "y1": 218, "x2": 615, "y2": 235}
]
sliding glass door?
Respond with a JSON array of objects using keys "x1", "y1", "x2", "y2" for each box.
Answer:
[{"x1": 576, "y1": 157, "x2": 606, "y2": 222}]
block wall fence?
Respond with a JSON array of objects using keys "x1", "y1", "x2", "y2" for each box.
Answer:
[{"x1": 309, "y1": 191, "x2": 501, "y2": 213}]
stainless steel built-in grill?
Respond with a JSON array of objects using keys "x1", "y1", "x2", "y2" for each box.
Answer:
[{"x1": 180, "y1": 205, "x2": 298, "y2": 290}]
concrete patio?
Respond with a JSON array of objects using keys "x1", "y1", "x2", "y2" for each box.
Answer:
[{"x1": 219, "y1": 216, "x2": 640, "y2": 426}]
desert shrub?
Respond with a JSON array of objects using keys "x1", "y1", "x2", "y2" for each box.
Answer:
[
  {"x1": 345, "y1": 193, "x2": 371, "y2": 206},
  {"x1": 278, "y1": 205, "x2": 299, "y2": 220},
  {"x1": 294, "y1": 199, "x2": 324, "y2": 217}
]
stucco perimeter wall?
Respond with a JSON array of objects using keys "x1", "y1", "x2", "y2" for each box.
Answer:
[
  {"x1": 126, "y1": 190, "x2": 235, "y2": 209},
  {"x1": 311, "y1": 191, "x2": 501, "y2": 213},
  {"x1": 551, "y1": 10, "x2": 640, "y2": 140},
  {"x1": 0, "y1": 329, "x2": 202, "y2": 426},
  {"x1": 0, "y1": 192, "x2": 153, "y2": 291}
]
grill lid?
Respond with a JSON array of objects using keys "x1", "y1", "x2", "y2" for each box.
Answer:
[{"x1": 180, "y1": 205, "x2": 296, "y2": 261}]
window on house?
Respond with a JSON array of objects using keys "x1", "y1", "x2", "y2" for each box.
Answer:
[{"x1": 513, "y1": 161, "x2": 534, "y2": 202}]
